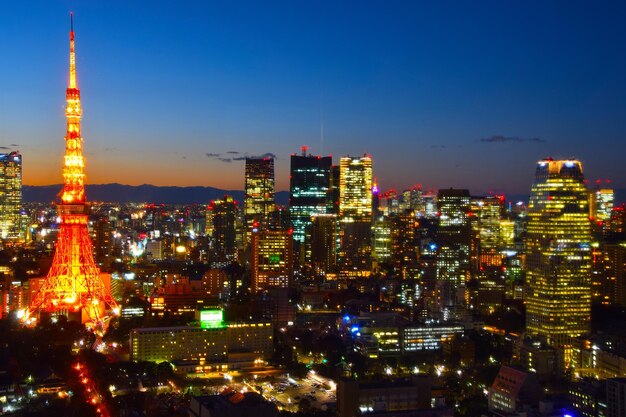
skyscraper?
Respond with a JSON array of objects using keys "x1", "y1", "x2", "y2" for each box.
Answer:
[
  {"x1": 470, "y1": 195, "x2": 504, "y2": 270},
  {"x1": 339, "y1": 155, "x2": 373, "y2": 219},
  {"x1": 0, "y1": 151, "x2": 22, "y2": 240},
  {"x1": 436, "y1": 189, "x2": 471, "y2": 306},
  {"x1": 310, "y1": 214, "x2": 338, "y2": 275},
  {"x1": 289, "y1": 147, "x2": 332, "y2": 244},
  {"x1": 208, "y1": 195, "x2": 238, "y2": 263},
  {"x1": 389, "y1": 211, "x2": 418, "y2": 272},
  {"x1": 339, "y1": 155, "x2": 373, "y2": 275},
  {"x1": 251, "y1": 229, "x2": 293, "y2": 293},
  {"x1": 245, "y1": 157, "x2": 275, "y2": 233},
  {"x1": 525, "y1": 158, "x2": 592, "y2": 347},
  {"x1": 593, "y1": 188, "x2": 614, "y2": 224},
  {"x1": 328, "y1": 165, "x2": 341, "y2": 215}
]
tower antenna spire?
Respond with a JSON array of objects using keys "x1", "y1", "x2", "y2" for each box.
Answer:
[{"x1": 68, "y1": 12, "x2": 77, "y2": 88}]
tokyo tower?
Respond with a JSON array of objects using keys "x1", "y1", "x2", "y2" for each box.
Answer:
[{"x1": 25, "y1": 15, "x2": 119, "y2": 335}]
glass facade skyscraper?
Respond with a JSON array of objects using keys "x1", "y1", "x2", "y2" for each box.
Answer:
[
  {"x1": 0, "y1": 152, "x2": 22, "y2": 240},
  {"x1": 339, "y1": 155, "x2": 373, "y2": 275},
  {"x1": 207, "y1": 195, "x2": 238, "y2": 262},
  {"x1": 525, "y1": 158, "x2": 592, "y2": 347},
  {"x1": 289, "y1": 148, "x2": 331, "y2": 244},
  {"x1": 244, "y1": 157, "x2": 275, "y2": 233},
  {"x1": 436, "y1": 189, "x2": 471, "y2": 306}
]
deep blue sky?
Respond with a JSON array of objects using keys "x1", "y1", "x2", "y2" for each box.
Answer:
[{"x1": 1, "y1": 1, "x2": 625, "y2": 195}]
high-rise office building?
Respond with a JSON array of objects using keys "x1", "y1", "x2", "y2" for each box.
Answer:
[
  {"x1": 309, "y1": 214, "x2": 338, "y2": 275},
  {"x1": 251, "y1": 229, "x2": 293, "y2": 293},
  {"x1": 245, "y1": 157, "x2": 275, "y2": 232},
  {"x1": 525, "y1": 159, "x2": 592, "y2": 347},
  {"x1": 607, "y1": 205, "x2": 626, "y2": 238},
  {"x1": 372, "y1": 216, "x2": 392, "y2": 266},
  {"x1": 289, "y1": 147, "x2": 332, "y2": 244},
  {"x1": 208, "y1": 195, "x2": 238, "y2": 262},
  {"x1": 470, "y1": 195, "x2": 504, "y2": 269},
  {"x1": 328, "y1": 165, "x2": 340, "y2": 215},
  {"x1": 93, "y1": 218, "x2": 113, "y2": 269},
  {"x1": 339, "y1": 155, "x2": 373, "y2": 219},
  {"x1": 436, "y1": 189, "x2": 471, "y2": 306},
  {"x1": 593, "y1": 188, "x2": 614, "y2": 224},
  {"x1": 339, "y1": 155, "x2": 373, "y2": 275},
  {"x1": 390, "y1": 211, "x2": 418, "y2": 272},
  {"x1": 0, "y1": 152, "x2": 22, "y2": 240}
]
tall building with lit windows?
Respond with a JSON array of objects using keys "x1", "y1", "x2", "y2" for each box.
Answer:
[
  {"x1": 436, "y1": 189, "x2": 471, "y2": 306},
  {"x1": 372, "y1": 217, "x2": 392, "y2": 266},
  {"x1": 592, "y1": 188, "x2": 614, "y2": 224},
  {"x1": 310, "y1": 214, "x2": 338, "y2": 274},
  {"x1": 245, "y1": 158, "x2": 275, "y2": 232},
  {"x1": 470, "y1": 195, "x2": 504, "y2": 269},
  {"x1": 289, "y1": 147, "x2": 332, "y2": 245},
  {"x1": 207, "y1": 195, "x2": 238, "y2": 262},
  {"x1": 525, "y1": 159, "x2": 592, "y2": 347},
  {"x1": 0, "y1": 152, "x2": 22, "y2": 240},
  {"x1": 339, "y1": 155, "x2": 373, "y2": 275},
  {"x1": 251, "y1": 229, "x2": 293, "y2": 293}
]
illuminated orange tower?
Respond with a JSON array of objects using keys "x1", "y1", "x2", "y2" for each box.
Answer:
[{"x1": 26, "y1": 15, "x2": 119, "y2": 335}]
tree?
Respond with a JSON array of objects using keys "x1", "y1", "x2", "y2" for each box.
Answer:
[{"x1": 156, "y1": 361, "x2": 174, "y2": 381}]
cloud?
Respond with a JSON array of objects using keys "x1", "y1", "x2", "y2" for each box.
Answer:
[
  {"x1": 206, "y1": 151, "x2": 278, "y2": 163},
  {"x1": 10, "y1": 144, "x2": 19, "y2": 147},
  {"x1": 250, "y1": 152, "x2": 277, "y2": 159},
  {"x1": 182, "y1": 156, "x2": 187, "y2": 159},
  {"x1": 430, "y1": 145, "x2": 446, "y2": 149},
  {"x1": 0, "y1": 146, "x2": 10, "y2": 150},
  {"x1": 479, "y1": 135, "x2": 546, "y2": 143}
]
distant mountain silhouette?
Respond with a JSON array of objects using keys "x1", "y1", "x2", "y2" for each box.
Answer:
[
  {"x1": 23, "y1": 183, "x2": 290, "y2": 205},
  {"x1": 22, "y1": 184, "x2": 624, "y2": 206}
]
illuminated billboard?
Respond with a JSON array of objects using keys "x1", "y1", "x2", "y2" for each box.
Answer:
[{"x1": 200, "y1": 309, "x2": 225, "y2": 329}]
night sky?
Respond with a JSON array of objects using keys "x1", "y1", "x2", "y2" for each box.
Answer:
[{"x1": 1, "y1": 1, "x2": 625, "y2": 195}]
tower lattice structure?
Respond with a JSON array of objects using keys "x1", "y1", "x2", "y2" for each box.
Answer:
[{"x1": 26, "y1": 15, "x2": 119, "y2": 335}]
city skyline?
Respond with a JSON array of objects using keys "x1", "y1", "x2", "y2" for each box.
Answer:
[{"x1": 1, "y1": 1, "x2": 626, "y2": 195}]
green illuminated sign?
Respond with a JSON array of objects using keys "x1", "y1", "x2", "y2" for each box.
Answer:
[
  {"x1": 269, "y1": 254, "x2": 280, "y2": 264},
  {"x1": 200, "y1": 309, "x2": 225, "y2": 328}
]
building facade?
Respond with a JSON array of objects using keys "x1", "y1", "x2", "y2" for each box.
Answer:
[
  {"x1": 207, "y1": 195, "x2": 238, "y2": 262},
  {"x1": 339, "y1": 155, "x2": 373, "y2": 275},
  {"x1": 525, "y1": 159, "x2": 592, "y2": 347},
  {"x1": 251, "y1": 229, "x2": 293, "y2": 293},
  {"x1": 436, "y1": 189, "x2": 471, "y2": 306},
  {"x1": 0, "y1": 152, "x2": 22, "y2": 241},
  {"x1": 244, "y1": 158, "x2": 275, "y2": 233},
  {"x1": 289, "y1": 148, "x2": 332, "y2": 245}
]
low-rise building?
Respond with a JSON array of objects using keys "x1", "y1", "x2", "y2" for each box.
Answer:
[
  {"x1": 189, "y1": 389, "x2": 278, "y2": 417},
  {"x1": 337, "y1": 376, "x2": 433, "y2": 417},
  {"x1": 130, "y1": 310, "x2": 273, "y2": 374},
  {"x1": 488, "y1": 365, "x2": 544, "y2": 415}
]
